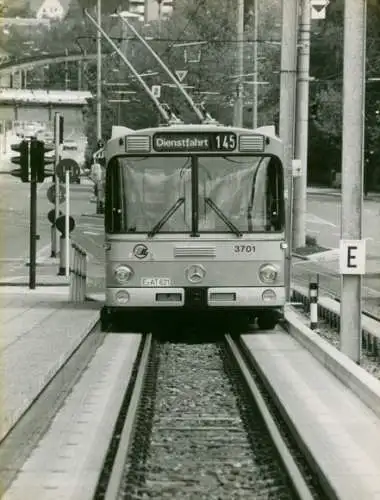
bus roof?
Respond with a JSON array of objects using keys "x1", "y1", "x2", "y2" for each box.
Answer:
[
  {"x1": 105, "y1": 123, "x2": 283, "y2": 159},
  {"x1": 111, "y1": 125, "x2": 135, "y2": 139}
]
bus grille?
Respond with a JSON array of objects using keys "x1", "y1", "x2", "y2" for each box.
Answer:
[{"x1": 174, "y1": 246, "x2": 216, "y2": 258}]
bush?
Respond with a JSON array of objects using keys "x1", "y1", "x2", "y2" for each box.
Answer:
[{"x1": 305, "y1": 234, "x2": 318, "y2": 247}]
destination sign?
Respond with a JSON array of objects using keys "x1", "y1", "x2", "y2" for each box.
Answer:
[{"x1": 152, "y1": 132, "x2": 237, "y2": 152}]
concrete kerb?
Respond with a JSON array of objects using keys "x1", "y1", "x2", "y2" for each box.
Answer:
[
  {"x1": 307, "y1": 188, "x2": 380, "y2": 201},
  {"x1": 292, "y1": 253, "x2": 310, "y2": 261},
  {"x1": 284, "y1": 307, "x2": 380, "y2": 420}
]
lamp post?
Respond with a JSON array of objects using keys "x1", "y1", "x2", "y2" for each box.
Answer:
[
  {"x1": 96, "y1": 0, "x2": 102, "y2": 141},
  {"x1": 233, "y1": 0, "x2": 245, "y2": 127}
]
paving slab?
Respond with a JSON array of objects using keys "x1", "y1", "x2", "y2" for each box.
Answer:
[{"x1": 0, "y1": 286, "x2": 101, "y2": 444}]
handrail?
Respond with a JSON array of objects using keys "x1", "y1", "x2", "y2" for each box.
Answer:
[{"x1": 70, "y1": 242, "x2": 87, "y2": 302}]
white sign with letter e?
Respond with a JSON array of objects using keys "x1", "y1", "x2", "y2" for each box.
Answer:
[{"x1": 339, "y1": 239, "x2": 366, "y2": 275}]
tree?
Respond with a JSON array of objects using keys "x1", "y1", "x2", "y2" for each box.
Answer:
[{"x1": 307, "y1": 0, "x2": 380, "y2": 188}]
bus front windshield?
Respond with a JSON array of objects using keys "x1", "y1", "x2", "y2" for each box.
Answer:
[{"x1": 105, "y1": 155, "x2": 284, "y2": 234}]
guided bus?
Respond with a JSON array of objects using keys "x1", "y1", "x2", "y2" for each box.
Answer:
[{"x1": 101, "y1": 123, "x2": 286, "y2": 332}]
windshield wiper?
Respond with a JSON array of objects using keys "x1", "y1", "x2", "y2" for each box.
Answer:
[
  {"x1": 205, "y1": 198, "x2": 242, "y2": 237},
  {"x1": 148, "y1": 197, "x2": 185, "y2": 237}
]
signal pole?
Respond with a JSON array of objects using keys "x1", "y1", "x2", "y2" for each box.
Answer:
[
  {"x1": 340, "y1": 0, "x2": 366, "y2": 363},
  {"x1": 29, "y1": 139, "x2": 37, "y2": 290},
  {"x1": 234, "y1": 0, "x2": 245, "y2": 127},
  {"x1": 53, "y1": 112, "x2": 62, "y2": 257},
  {"x1": 293, "y1": 0, "x2": 311, "y2": 249},
  {"x1": 279, "y1": 0, "x2": 299, "y2": 301}
]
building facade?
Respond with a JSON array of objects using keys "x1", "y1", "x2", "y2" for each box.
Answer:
[
  {"x1": 129, "y1": 0, "x2": 175, "y2": 23},
  {"x1": 29, "y1": 0, "x2": 71, "y2": 20}
]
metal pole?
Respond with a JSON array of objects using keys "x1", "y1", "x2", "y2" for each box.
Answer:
[
  {"x1": 252, "y1": 0, "x2": 259, "y2": 129},
  {"x1": 340, "y1": 0, "x2": 366, "y2": 363},
  {"x1": 84, "y1": 9, "x2": 170, "y2": 123},
  {"x1": 293, "y1": 0, "x2": 311, "y2": 249},
  {"x1": 96, "y1": 0, "x2": 102, "y2": 141},
  {"x1": 157, "y1": 0, "x2": 162, "y2": 36},
  {"x1": 78, "y1": 59, "x2": 82, "y2": 90},
  {"x1": 279, "y1": 0, "x2": 299, "y2": 302},
  {"x1": 65, "y1": 168, "x2": 70, "y2": 277},
  {"x1": 121, "y1": 17, "x2": 128, "y2": 56},
  {"x1": 118, "y1": 14, "x2": 205, "y2": 122},
  {"x1": 29, "y1": 141, "x2": 37, "y2": 289},
  {"x1": 65, "y1": 48, "x2": 69, "y2": 90},
  {"x1": 233, "y1": 0, "x2": 244, "y2": 127},
  {"x1": 53, "y1": 112, "x2": 60, "y2": 257}
]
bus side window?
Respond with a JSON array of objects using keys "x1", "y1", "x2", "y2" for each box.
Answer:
[
  {"x1": 267, "y1": 158, "x2": 283, "y2": 231},
  {"x1": 105, "y1": 161, "x2": 123, "y2": 232}
]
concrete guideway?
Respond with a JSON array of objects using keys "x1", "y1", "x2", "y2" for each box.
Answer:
[
  {"x1": 241, "y1": 320, "x2": 380, "y2": 500},
  {"x1": 3, "y1": 333, "x2": 143, "y2": 500}
]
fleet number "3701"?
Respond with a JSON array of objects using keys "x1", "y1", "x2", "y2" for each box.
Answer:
[{"x1": 234, "y1": 245, "x2": 255, "y2": 253}]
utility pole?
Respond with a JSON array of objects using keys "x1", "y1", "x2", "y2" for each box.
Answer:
[
  {"x1": 64, "y1": 48, "x2": 69, "y2": 90},
  {"x1": 279, "y1": 0, "x2": 299, "y2": 302},
  {"x1": 252, "y1": 0, "x2": 259, "y2": 129},
  {"x1": 234, "y1": 0, "x2": 244, "y2": 127},
  {"x1": 96, "y1": 0, "x2": 102, "y2": 141},
  {"x1": 340, "y1": 0, "x2": 366, "y2": 363},
  {"x1": 157, "y1": 0, "x2": 162, "y2": 35},
  {"x1": 293, "y1": 0, "x2": 311, "y2": 249}
]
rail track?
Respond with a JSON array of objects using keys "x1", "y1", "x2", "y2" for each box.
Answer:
[{"x1": 94, "y1": 333, "x2": 326, "y2": 500}]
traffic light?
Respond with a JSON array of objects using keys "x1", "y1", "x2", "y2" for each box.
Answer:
[
  {"x1": 30, "y1": 139, "x2": 55, "y2": 183},
  {"x1": 10, "y1": 140, "x2": 29, "y2": 182}
]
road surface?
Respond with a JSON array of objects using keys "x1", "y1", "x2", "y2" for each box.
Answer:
[
  {"x1": 305, "y1": 192, "x2": 380, "y2": 256},
  {"x1": 293, "y1": 192, "x2": 380, "y2": 318},
  {"x1": 0, "y1": 173, "x2": 104, "y2": 292}
]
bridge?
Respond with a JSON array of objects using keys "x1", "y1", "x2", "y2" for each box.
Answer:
[
  {"x1": 0, "y1": 89, "x2": 93, "y2": 133},
  {"x1": 0, "y1": 89, "x2": 92, "y2": 105},
  {"x1": 0, "y1": 51, "x2": 117, "y2": 76}
]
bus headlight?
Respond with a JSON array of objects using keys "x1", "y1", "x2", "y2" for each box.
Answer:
[
  {"x1": 259, "y1": 264, "x2": 278, "y2": 283},
  {"x1": 114, "y1": 265, "x2": 134, "y2": 284}
]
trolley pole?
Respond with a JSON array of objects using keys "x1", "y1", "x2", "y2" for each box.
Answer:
[
  {"x1": 340, "y1": 0, "x2": 366, "y2": 363},
  {"x1": 96, "y1": 0, "x2": 102, "y2": 141},
  {"x1": 233, "y1": 0, "x2": 245, "y2": 127},
  {"x1": 279, "y1": 0, "x2": 299, "y2": 302},
  {"x1": 293, "y1": 0, "x2": 311, "y2": 249}
]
